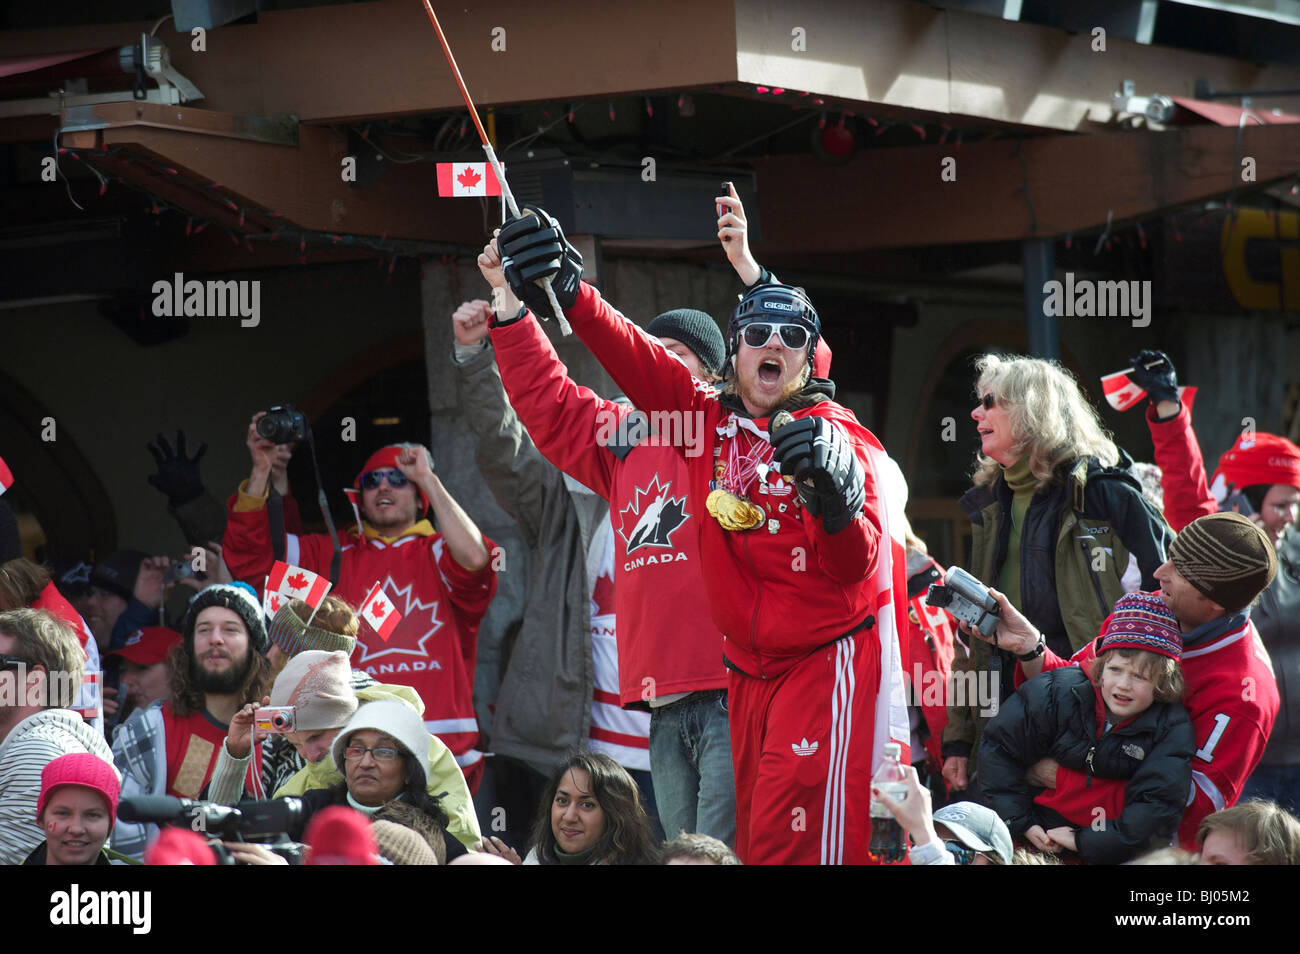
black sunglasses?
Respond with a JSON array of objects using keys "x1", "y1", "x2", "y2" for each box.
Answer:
[{"x1": 979, "y1": 393, "x2": 998, "y2": 410}]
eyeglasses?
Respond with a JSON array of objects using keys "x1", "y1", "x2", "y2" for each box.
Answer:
[
  {"x1": 343, "y1": 744, "x2": 402, "y2": 762},
  {"x1": 979, "y1": 393, "x2": 999, "y2": 410},
  {"x1": 360, "y1": 469, "x2": 409, "y2": 490},
  {"x1": 740, "y1": 322, "x2": 810, "y2": 351},
  {"x1": 943, "y1": 840, "x2": 984, "y2": 865}
]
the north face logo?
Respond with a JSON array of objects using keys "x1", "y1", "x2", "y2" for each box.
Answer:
[
  {"x1": 618, "y1": 474, "x2": 689, "y2": 553},
  {"x1": 792, "y1": 738, "x2": 819, "y2": 757},
  {"x1": 1122, "y1": 743, "x2": 1145, "y2": 760}
]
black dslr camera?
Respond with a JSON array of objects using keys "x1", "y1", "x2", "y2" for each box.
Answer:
[
  {"x1": 925, "y1": 566, "x2": 1000, "y2": 639},
  {"x1": 118, "y1": 795, "x2": 308, "y2": 865},
  {"x1": 256, "y1": 405, "x2": 308, "y2": 444}
]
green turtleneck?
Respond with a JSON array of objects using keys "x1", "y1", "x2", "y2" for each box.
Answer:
[
  {"x1": 997, "y1": 454, "x2": 1037, "y2": 612},
  {"x1": 553, "y1": 843, "x2": 598, "y2": 865}
]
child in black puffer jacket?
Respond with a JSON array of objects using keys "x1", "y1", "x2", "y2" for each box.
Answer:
[{"x1": 979, "y1": 593, "x2": 1195, "y2": 864}]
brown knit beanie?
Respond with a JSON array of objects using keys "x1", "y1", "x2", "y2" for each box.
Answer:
[
  {"x1": 1169, "y1": 513, "x2": 1277, "y2": 612},
  {"x1": 372, "y1": 820, "x2": 440, "y2": 865}
]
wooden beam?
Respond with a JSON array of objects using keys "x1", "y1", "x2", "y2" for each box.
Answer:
[{"x1": 749, "y1": 124, "x2": 1300, "y2": 252}]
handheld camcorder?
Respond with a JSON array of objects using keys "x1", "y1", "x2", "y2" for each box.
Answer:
[
  {"x1": 118, "y1": 795, "x2": 308, "y2": 865},
  {"x1": 254, "y1": 705, "x2": 297, "y2": 734},
  {"x1": 925, "y1": 566, "x2": 1000, "y2": 640},
  {"x1": 256, "y1": 405, "x2": 309, "y2": 445}
]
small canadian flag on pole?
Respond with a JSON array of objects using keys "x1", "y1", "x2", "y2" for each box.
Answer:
[
  {"x1": 0, "y1": 456, "x2": 13, "y2": 496},
  {"x1": 436, "y1": 162, "x2": 502, "y2": 197},
  {"x1": 268, "y1": 560, "x2": 332, "y2": 609},
  {"x1": 343, "y1": 487, "x2": 364, "y2": 538},
  {"x1": 359, "y1": 581, "x2": 402, "y2": 640},
  {"x1": 1100, "y1": 370, "x2": 1197, "y2": 413}
]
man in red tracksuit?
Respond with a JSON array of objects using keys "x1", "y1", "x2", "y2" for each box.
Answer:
[
  {"x1": 986, "y1": 511, "x2": 1279, "y2": 850},
  {"x1": 484, "y1": 211, "x2": 910, "y2": 864},
  {"x1": 222, "y1": 419, "x2": 497, "y2": 791}
]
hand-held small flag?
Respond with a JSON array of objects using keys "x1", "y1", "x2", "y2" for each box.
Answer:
[
  {"x1": 359, "y1": 581, "x2": 402, "y2": 640},
  {"x1": 0, "y1": 456, "x2": 13, "y2": 496}
]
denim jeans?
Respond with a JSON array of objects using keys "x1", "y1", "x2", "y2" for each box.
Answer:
[
  {"x1": 1240, "y1": 763, "x2": 1300, "y2": 815},
  {"x1": 649, "y1": 690, "x2": 736, "y2": 847}
]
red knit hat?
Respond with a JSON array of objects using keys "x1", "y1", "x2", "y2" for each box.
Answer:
[
  {"x1": 354, "y1": 445, "x2": 431, "y2": 514},
  {"x1": 305, "y1": 805, "x2": 379, "y2": 865},
  {"x1": 145, "y1": 828, "x2": 216, "y2": 865},
  {"x1": 37, "y1": 753, "x2": 120, "y2": 828},
  {"x1": 1211, "y1": 432, "x2": 1300, "y2": 494}
]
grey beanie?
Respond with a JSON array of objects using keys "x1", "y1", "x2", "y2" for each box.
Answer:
[{"x1": 269, "y1": 650, "x2": 358, "y2": 731}]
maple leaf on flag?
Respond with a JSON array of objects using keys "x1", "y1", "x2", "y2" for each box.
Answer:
[
  {"x1": 457, "y1": 167, "x2": 482, "y2": 189},
  {"x1": 372, "y1": 600, "x2": 386, "y2": 616},
  {"x1": 287, "y1": 572, "x2": 308, "y2": 591}
]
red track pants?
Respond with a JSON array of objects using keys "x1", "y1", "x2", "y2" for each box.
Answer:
[{"x1": 729, "y1": 632, "x2": 882, "y2": 865}]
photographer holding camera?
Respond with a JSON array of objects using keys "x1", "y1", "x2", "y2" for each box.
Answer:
[{"x1": 223, "y1": 412, "x2": 497, "y2": 791}]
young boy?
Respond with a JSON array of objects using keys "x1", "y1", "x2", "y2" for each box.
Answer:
[
  {"x1": 979, "y1": 593, "x2": 1195, "y2": 864},
  {"x1": 25, "y1": 752, "x2": 122, "y2": 866}
]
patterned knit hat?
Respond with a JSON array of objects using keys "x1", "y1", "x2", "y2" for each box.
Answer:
[
  {"x1": 372, "y1": 819, "x2": 440, "y2": 865},
  {"x1": 182, "y1": 582, "x2": 269, "y2": 654},
  {"x1": 646, "y1": 309, "x2": 726, "y2": 378},
  {"x1": 266, "y1": 601, "x2": 356, "y2": 657},
  {"x1": 37, "y1": 753, "x2": 121, "y2": 827},
  {"x1": 1098, "y1": 593, "x2": 1183, "y2": 662},
  {"x1": 269, "y1": 650, "x2": 358, "y2": 731},
  {"x1": 1169, "y1": 512, "x2": 1277, "y2": 612}
]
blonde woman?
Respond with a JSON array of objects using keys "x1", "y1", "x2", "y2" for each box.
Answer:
[{"x1": 941, "y1": 353, "x2": 1173, "y2": 797}]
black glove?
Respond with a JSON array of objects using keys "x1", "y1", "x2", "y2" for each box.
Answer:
[
  {"x1": 497, "y1": 205, "x2": 583, "y2": 320},
  {"x1": 770, "y1": 412, "x2": 866, "y2": 535},
  {"x1": 147, "y1": 430, "x2": 207, "y2": 506},
  {"x1": 1127, "y1": 349, "x2": 1179, "y2": 406}
]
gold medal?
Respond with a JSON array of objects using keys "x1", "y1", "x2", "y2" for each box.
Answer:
[{"x1": 707, "y1": 488, "x2": 765, "y2": 531}]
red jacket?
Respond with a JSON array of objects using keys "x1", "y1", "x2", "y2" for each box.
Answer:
[
  {"x1": 489, "y1": 313, "x2": 727, "y2": 705},
  {"x1": 904, "y1": 557, "x2": 956, "y2": 767},
  {"x1": 223, "y1": 503, "x2": 497, "y2": 776},
  {"x1": 1146, "y1": 402, "x2": 1216, "y2": 533},
  {"x1": 1028, "y1": 613, "x2": 1279, "y2": 849},
  {"x1": 564, "y1": 281, "x2": 887, "y2": 679}
]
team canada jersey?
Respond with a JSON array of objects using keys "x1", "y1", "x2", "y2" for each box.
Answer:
[
  {"x1": 1033, "y1": 611, "x2": 1279, "y2": 849},
  {"x1": 223, "y1": 507, "x2": 497, "y2": 784},
  {"x1": 588, "y1": 536, "x2": 651, "y2": 769},
  {"x1": 490, "y1": 311, "x2": 728, "y2": 708}
]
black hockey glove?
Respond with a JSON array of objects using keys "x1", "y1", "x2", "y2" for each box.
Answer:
[
  {"x1": 770, "y1": 412, "x2": 866, "y2": 535},
  {"x1": 147, "y1": 429, "x2": 208, "y2": 506},
  {"x1": 1127, "y1": 349, "x2": 1179, "y2": 406},
  {"x1": 497, "y1": 205, "x2": 583, "y2": 320}
]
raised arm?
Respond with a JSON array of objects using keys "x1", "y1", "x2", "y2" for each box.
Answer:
[{"x1": 488, "y1": 216, "x2": 711, "y2": 423}]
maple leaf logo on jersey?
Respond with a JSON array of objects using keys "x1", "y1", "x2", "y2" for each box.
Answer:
[
  {"x1": 617, "y1": 474, "x2": 689, "y2": 553},
  {"x1": 457, "y1": 167, "x2": 481, "y2": 189},
  {"x1": 354, "y1": 577, "x2": 444, "y2": 663}
]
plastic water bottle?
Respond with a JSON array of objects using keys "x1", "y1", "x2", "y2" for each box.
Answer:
[{"x1": 869, "y1": 742, "x2": 908, "y2": 862}]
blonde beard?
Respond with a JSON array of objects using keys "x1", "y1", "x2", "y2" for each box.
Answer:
[{"x1": 723, "y1": 363, "x2": 811, "y2": 416}]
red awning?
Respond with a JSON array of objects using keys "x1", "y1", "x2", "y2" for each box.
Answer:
[{"x1": 1172, "y1": 96, "x2": 1300, "y2": 126}]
